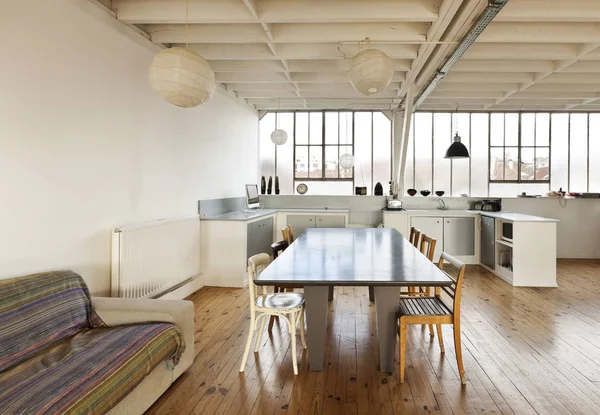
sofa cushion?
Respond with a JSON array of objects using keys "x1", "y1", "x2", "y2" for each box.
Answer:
[
  {"x1": 0, "y1": 270, "x2": 103, "y2": 373},
  {"x1": 0, "y1": 323, "x2": 185, "y2": 415}
]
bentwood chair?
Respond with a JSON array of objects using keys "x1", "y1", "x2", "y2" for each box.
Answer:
[
  {"x1": 282, "y1": 226, "x2": 294, "y2": 245},
  {"x1": 268, "y1": 240, "x2": 303, "y2": 332},
  {"x1": 240, "y1": 253, "x2": 307, "y2": 375},
  {"x1": 398, "y1": 252, "x2": 467, "y2": 384}
]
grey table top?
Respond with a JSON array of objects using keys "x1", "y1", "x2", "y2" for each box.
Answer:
[{"x1": 255, "y1": 228, "x2": 453, "y2": 287}]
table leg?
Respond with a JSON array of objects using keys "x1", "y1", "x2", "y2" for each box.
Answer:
[
  {"x1": 368, "y1": 286, "x2": 374, "y2": 301},
  {"x1": 374, "y1": 286, "x2": 401, "y2": 373},
  {"x1": 328, "y1": 285, "x2": 334, "y2": 301},
  {"x1": 304, "y1": 285, "x2": 329, "y2": 371}
]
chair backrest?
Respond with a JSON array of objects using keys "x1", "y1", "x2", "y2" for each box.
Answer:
[
  {"x1": 436, "y1": 252, "x2": 466, "y2": 317},
  {"x1": 248, "y1": 253, "x2": 271, "y2": 308},
  {"x1": 271, "y1": 240, "x2": 289, "y2": 259},
  {"x1": 420, "y1": 234, "x2": 436, "y2": 262},
  {"x1": 409, "y1": 226, "x2": 421, "y2": 248},
  {"x1": 282, "y1": 225, "x2": 294, "y2": 244}
]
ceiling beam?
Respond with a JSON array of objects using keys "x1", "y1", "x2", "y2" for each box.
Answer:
[
  {"x1": 478, "y1": 22, "x2": 600, "y2": 44},
  {"x1": 495, "y1": 0, "x2": 600, "y2": 22},
  {"x1": 463, "y1": 43, "x2": 580, "y2": 60}
]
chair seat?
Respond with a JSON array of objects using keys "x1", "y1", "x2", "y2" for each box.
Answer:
[
  {"x1": 256, "y1": 292, "x2": 304, "y2": 310},
  {"x1": 398, "y1": 296, "x2": 452, "y2": 317}
]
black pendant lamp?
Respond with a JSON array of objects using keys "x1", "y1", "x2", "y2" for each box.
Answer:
[{"x1": 444, "y1": 132, "x2": 470, "y2": 159}]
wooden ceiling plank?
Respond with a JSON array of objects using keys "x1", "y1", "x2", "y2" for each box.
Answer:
[
  {"x1": 478, "y1": 22, "x2": 600, "y2": 44},
  {"x1": 496, "y1": 0, "x2": 600, "y2": 22}
]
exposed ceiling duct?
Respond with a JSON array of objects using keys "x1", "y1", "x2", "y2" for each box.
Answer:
[{"x1": 414, "y1": 0, "x2": 509, "y2": 109}]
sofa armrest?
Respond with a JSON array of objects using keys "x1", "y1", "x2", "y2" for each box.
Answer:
[{"x1": 91, "y1": 297, "x2": 195, "y2": 376}]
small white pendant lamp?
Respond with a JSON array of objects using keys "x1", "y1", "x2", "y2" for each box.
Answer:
[
  {"x1": 339, "y1": 153, "x2": 355, "y2": 169},
  {"x1": 349, "y1": 48, "x2": 394, "y2": 96},
  {"x1": 148, "y1": 0, "x2": 215, "y2": 108},
  {"x1": 270, "y1": 101, "x2": 288, "y2": 145}
]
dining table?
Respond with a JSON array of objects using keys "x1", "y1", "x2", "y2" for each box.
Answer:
[{"x1": 254, "y1": 227, "x2": 453, "y2": 373}]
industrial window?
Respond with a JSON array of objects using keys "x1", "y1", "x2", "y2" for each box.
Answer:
[{"x1": 489, "y1": 113, "x2": 550, "y2": 184}]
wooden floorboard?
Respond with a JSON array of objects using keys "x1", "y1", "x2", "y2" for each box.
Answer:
[{"x1": 146, "y1": 260, "x2": 600, "y2": 415}]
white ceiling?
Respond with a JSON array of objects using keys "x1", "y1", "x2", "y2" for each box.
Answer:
[{"x1": 102, "y1": 0, "x2": 600, "y2": 112}]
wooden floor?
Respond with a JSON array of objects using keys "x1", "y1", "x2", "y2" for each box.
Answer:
[{"x1": 147, "y1": 260, "x2": 600, "y2": 415}]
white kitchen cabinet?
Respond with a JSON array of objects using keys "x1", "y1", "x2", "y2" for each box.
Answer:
[
  {"x1": 410, "y1": 216, "x2": 444, "y2": 259},
  {"x1": 443, "y1": 217, "x2": 475, "y2": 256},
  {"x1": 316, "y1": 215, "x2": 346, "y2": 228}
]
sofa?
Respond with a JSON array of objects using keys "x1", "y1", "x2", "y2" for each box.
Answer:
[{"x1": 0, "y1": 270, "x2": 194, "y2": 415}]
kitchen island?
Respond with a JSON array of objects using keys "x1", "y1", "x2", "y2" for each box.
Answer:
[{"x1": 383, "y1": 209, "x2": 558, "y2": 287}]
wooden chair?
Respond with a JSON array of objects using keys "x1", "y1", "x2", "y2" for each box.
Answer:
[
  {"x1": 282, "y1": 225, "x2": 294, "y2": 245},
  {"x1": 398, "y1": 252, "x2": 467, "y2": 384},
  {"x1": 240, "y1": 253, "x2": 307, "y2": 375},
  {"x1": 271, "y1": 240, "x2": 288, "y2": 259},
  {"x1": 409, "y1": 226, "x2": 421, "y2": 248}
]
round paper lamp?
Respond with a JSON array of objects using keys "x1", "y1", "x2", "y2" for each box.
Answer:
[
  {"x1": 271, "y1": 129, "x2": 288, "y2": 145},
  {"x1": 149, "y1": 47, "x2": 216, "y2": 108},
  {"x1": 349, "y1": 49, "x2": 394, "y2": 96},
  {"x1": 339, "y1": 153, "x2": 355, "y2": 169}
]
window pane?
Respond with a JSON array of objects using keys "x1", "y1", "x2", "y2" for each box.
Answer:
[
  {"x1": 296, "y1": 113, "x2": 308, "y2": 144},
  {"x1": 570, "y1": 113, "x2": 588, "y2": 192},
  {"x1": 505, "y1": 114, "x2": 519, "y2": 146},
  {"x1": 490, "y1": 183, "x2": 549, "y2": 197},
  {"x1": 295, "y1": 146, "x2": 308, "y2": 178},
  {"x1": 536, "y1": 113, "x2": 550, "y2": 146},
  {"x1": 452, "y1": 113, "x2": 470, "y2": 196},
  {"x1": 325, "y1": 146, "x2": 339, "y2": 178},
  {"x1": 521, "y1": 113, "x2": 535, "y2": 146},
  {"x1": 276, "y1": 113, "x2": 294, "y2": 194},
  {"x1": 589, "y1": 114, "x2": 600, "y2": 192},
  {"x1": 551, "y1": 113, "x2": 569, "y2": 191},
  {"x1": 490, "y1": 113, "x2": 504, "y2": 146},
  {"x1": 404, "y1": 115, "x2": 415, "y2": 194},
  {"x1": 414, "y1": 113, "x2": 433, "y2": 192},
  {"x1": 471, "y1": 113, "x2": 489, "y2": 196},
  {"x1": 373, "y1": 112, "x2": 391, "y2": 194},
  {"x1": 355, "y1": 112, "x2": 373, "y2": 194},
  {"x1": 339, "y1": 112, "x2": 352, "y2": 145},
  {"x1": 339, "y1": 145, "x2": 353, "y2": 178},
  {"x1": 259, "y1": 113, "x2": 275, "y2": 181},
  {"x1": 325, "y1": 112, "x2": 338, "y2": 144},
  {"x1": 536, "y1": 148, "x2": 550, "y2": 181},
  {"x1": 490, "y1": 148, "x2": 504, "y2": 180},
  {"x1": 505, "y1": 147, "x2": 518, "y2": 180},
  {"x1": 521, "y1": 147, "x2": 535, "y2": 181},
  {"x1": 309, "y1": 112, "x2": 323, "y2": 144},
  {"x1": 433, "y1": 113, "x2": 451, "y2": 195},
  {"x1": 309, "y1": 146, "x2": 323, "y2": 178}
]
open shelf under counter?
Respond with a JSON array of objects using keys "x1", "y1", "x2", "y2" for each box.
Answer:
[{"x1": 496, "y1": 239, "x2": 513, "y2": 248}]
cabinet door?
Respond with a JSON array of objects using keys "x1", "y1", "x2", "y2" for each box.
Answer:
[
  {"x1": 315, "y1": 215, "x2": 345, "y2": 228},
  {"x1": 443, "y1": 217, "x2": 475, "y2": 256},
  {"x1": 481, "y1": 216, "x2": 495, "y2": 269},
  {"x1": 246, "y1": 222, "x2": 259, "y2": 259},
  {"x1": 410, "y1": 217, "x2": 444, "y2": 259},
  {"x1": 286, "y1": 215, "x2": 315, "y2": 239},
  {"x1": 261, "y1": 217, "x2": 274, "y2": 254}
]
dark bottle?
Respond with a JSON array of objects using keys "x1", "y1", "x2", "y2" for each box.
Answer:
[
  {"x1": 374, "y1": 182, "x2": 383, "y2": 196},
  {"x1": 260, "y1": 176, "x2": 266, "y2": 194},
  {"x1": 267, "y1": 176, "x2": 273, "y2": 194},
  {"x1": 275, "y1": 176, "x2": 280, "y2": 195}
]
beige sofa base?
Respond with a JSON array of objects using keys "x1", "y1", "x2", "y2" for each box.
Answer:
[{"x1": 91, "y1": 297, "x2": 195, "y2": 415}]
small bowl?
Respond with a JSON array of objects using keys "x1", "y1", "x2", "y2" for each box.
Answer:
[
  {"x1": 435, "y1": 191, "x2": 445, "y2": 197},
  {"x1": 407, "y1": 188, "x2": 417, "y2": 196},
  {"x1": 420, "y1": 190, "x2": 431, "y2": 197}
]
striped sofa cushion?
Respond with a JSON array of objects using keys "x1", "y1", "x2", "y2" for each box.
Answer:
[
  {"x1": 0, "y1": 270, "x2": 97, "y2": 373},
  {"x1": 0, "y1": 323, "x2": 185, "y2": 415}
]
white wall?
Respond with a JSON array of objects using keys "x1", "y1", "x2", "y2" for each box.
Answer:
[{"x1": 0, "y1": 0, "x2": 258, "y2": 295}]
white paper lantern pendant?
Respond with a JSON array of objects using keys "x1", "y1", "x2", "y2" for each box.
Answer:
[
  {"x1": 339, "y1": 153, "x2": 355, "y2": 169},
  {"x1": 149, "y1": 47, "x2": 216, "y2": 108},
  {"x1": 349, "y1": 48, "x2": 394, "y2": 96},
  {"x1": 271, "y1": 129, "x2": 288, "y2": 145}
]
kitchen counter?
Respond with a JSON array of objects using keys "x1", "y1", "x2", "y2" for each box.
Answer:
[
  {"x1": 200, "y1": 209, "x2": 277, "y2": 221},
  {"x1": 473, "y1": 211, "x2": 559, "y2": 223},
  {"x1": 201, "y1": 208, "x2": 350, "y2": 222}
]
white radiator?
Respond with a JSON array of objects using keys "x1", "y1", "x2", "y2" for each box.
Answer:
[{"x1": 111, "y1": 215, "x2": 201, "y2": 298}]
